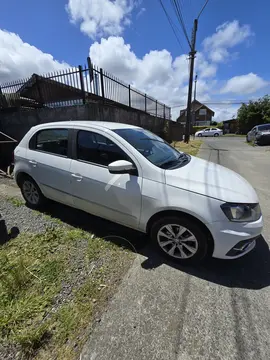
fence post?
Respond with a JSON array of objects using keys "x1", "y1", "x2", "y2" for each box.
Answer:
[
  {"x1": 100, "y1": 68, "x2": 105, "y2": 99},
  {"x1": 87, "y1": 57, "x2": 94, "y2": 93},
  {"x1": 78, "y1": 65, "x2": 86, "y2": 105},
  {"x1": 156, "y1": 100, "x2": 158, "y2": 118},
  {"x1": 128, "y1": 85, "x2": 131, "y2": 107},
  {"x1": 35, "y1": 75, "x2": 44, "y2": 105},
  {"x1": 145, "y1": 94, "x2": 147, "y2": 112},
  {"x1": 163, "y1": 104, "x2": 166, "y2": 119}
]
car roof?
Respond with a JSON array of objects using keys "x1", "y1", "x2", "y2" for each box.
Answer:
[{"x1": 34, "y1": 121, "x2": 140, "y2": 131}]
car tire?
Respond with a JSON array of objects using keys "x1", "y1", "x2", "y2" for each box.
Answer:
[
  {"x1": 214, "y1": 133, "x2": 219, "y2": 137},
  {"x1": 150, "y1": 216, "x2": 208, "y2": 264},
  {"x1": 19, "y1": 175, "x2": 47, "y2": 209},
  {"x1": 198, "y1": 133, "x2": 202, "y2": 137}
]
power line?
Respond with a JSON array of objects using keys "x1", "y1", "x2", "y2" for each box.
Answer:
[
  {"x1": 158, "y1": 0, "x2": 185, "y2": 52},
  {"x1": 170, "y1": 101, "x2": 251, "y2": 108},
  {"x1": 170, "y1": 0, "x2": 192, "y2": 49}
]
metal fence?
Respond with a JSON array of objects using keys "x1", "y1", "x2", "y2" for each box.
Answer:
[{"x1": 0, "y1": 57, "x2": 171, "y2": 119}]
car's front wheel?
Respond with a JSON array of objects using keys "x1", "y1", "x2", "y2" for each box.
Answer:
[
  {"x1": 150, "y1": 216, "x2": 208, "y2": 264},
  {"x1": 198, "y1": 133, "x2": 202, "y2": 137},
  {"x1": 19, "y1": 175, "x2": 47, "y2": 209},
  {"x1": 214, "y1": 133, "x2": 219, "y2": 137}
]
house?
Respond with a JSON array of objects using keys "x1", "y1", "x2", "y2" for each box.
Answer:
[
  {"x1": 223, "y1": 118, "x2": 238, "y2": 134},
  {"x1": 177, "y1": 100, "x2": 215, "y2": 126}
]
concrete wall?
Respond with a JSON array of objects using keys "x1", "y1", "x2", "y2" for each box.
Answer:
[{"x1": 0, "y1": 102, "x2": 183, "y2": 169}]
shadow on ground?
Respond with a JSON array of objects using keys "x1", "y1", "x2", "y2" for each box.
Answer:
[{"x1": 40, "y1": 201, "x2": 270, "y2": 291}]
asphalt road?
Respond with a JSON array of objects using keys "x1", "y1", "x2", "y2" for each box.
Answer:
[{"x1": 81, "y1": 137, "x2": 270, "y2": 360}]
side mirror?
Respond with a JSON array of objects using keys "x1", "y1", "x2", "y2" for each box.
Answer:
[{"x1": 108, "y1": 160, "x2": 136, "y2": 175}]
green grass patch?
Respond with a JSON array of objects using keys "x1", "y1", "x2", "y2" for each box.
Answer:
[
  {"x1": 224, "y1": 134, "x2": 246, "y2": 137},
  {"x1": 6, "y1": 197, "x2": 25, "y2": 207},
  {"x1": 173, "y1": 139, "x2": 203, "y2": 157},
  {"x1": 0, "y1": 226, "x2": 133, "y2": 359}
]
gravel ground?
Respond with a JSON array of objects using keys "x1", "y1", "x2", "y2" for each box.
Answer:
[{"x1": 0, "y1": 199, "x2": 54, "y2": 236}]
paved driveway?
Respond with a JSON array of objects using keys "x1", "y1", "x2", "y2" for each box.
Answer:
[{"x1": 81, "y1": 137, "x2": 270, "y2": 360}]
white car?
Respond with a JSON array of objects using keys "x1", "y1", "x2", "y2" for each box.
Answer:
[
  {"x1": 195, "y1": 128, "x2": 223, "y2": 137},
  {"x1": 14, "y1": 121, "x2": 262, "y2": 264}
]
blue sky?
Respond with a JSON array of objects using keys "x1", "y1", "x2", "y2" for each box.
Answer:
[{"x1": 1, "y1": 0, "x2": 270, "y2": 120}]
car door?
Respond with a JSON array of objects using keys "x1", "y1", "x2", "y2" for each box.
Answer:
[
  {"x1": 203, "y1": 128, "x2": 211, "y2": 136},
  {"x1": 27, "y1": 127, "x2": 73, "y2": 206},
  {"x1": 70, "y1": 129, "x2": 142, "y2": 229}
]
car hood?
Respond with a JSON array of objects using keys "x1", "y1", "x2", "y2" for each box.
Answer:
[
  {"x1": 165, "y1": 156, "x2": 258, "y2": 203},
  {"x1": 259, "y1": 130, "x2": 270, "y2": 135}
]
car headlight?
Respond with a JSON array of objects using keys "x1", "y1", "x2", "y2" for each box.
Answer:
[{"x1": 221, "y1": 203, "x2": 261, "y2": 222}]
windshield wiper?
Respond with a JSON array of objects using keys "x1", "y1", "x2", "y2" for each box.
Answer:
[{"x1": 158, "y1": 153, "x2": 188, "y2": 169}]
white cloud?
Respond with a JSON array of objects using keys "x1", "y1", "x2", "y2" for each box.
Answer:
[
  {"x1": 203, "y1": 20, "x2": 253, "y2": 63},
  {"x1": 0, "y1": 29, "x2": 69, "y2": 84},
  {"x1": 221, "y1": 73, "x2": 269, "y2": 94},
  {"x1": 89, "y1": 36, "x2": 216, "y2": 114},
  {"x1": 136, "y1": 7, "x2": 146, "y2": 18},
  {"x1": 66, "y1": 0, "x2": 136, "y2": 39}
]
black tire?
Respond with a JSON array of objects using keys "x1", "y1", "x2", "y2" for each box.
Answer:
[
  {"x1": 198, "y1": 133, "x2": 202, "y2": 137},
  {"x1": 246, "y1": 136, "x2": 250, "y2": 143},
  {"x1": 214, "y1": 133, "x2": 219, "y2": 137},
  {"x1": 18, "y1": 174, "x2": 47, "y2": 209},
  {"x1": 150, "y1": 216, "x2": 208, "y2": 264}
]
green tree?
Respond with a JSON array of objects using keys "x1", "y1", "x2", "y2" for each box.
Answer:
[{"x1": 237, "y1": 95, "x2": 270, "y2": 133}]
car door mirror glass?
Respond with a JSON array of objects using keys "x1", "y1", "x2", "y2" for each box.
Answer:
[{"x1": 108, "y1": 160, "x2": 136, "y2": 174}]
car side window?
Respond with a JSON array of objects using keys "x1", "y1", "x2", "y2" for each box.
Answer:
[
  {"x1": 30, "y1": 129, "x2": 69, "y2": 156},
  {"x1": 204, "y1": 128, "x2": 210, "y2": 131},
  {"x1": 77, "y1": 130, "x2": 130, "y2": 166}
]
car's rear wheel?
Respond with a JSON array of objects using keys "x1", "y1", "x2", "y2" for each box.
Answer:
[
  {"x1": 150, "y1": 216, "x2": 208, "y2": 264},
  {"x1": 19, "y1": 175, "x2": 47, "y2": 209},
  {"x1": 214, "y1": 133, "x2": 219, "y2": 137}
]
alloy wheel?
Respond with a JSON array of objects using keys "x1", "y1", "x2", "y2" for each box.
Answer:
[
  {"x1": 22, "y1": 180, "x2": 40, "y2": 205},
  {"x1": 157, "y1": 224, "x2": 198, "y2": 259}
]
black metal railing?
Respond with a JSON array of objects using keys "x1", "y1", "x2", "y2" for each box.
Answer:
[{"x1": 0, "y1": 58, "x2": 171, "y2": 119}]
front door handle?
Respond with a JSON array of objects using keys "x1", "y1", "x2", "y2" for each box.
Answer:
[{"x1": 71, "y1": 173, "x2": 83, "y2": 181}]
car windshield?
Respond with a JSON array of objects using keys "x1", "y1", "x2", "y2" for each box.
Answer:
[
  {"x1": 258, "y1": 124, "x2": 270, "y2": 131},
  {"x1": 114, "y1": 128, "x2": 189, "y2": 169}
]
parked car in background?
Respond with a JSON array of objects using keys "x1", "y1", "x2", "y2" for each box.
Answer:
[
  {"x1": 14, "y1": 121, "x2": 262, "y2": 264},
  {"x1": 246, "y1": 124, "x2": 270, "y2": 145},
  {"x1": 195, "y1": 128, "x2": 223, "y2": 137}
]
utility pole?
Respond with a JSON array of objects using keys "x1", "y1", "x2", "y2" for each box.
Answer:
[
  {"x1": 184, "y1": 0, "x2": 210, "y2": 143},
  {"x1": 194, "y1": 74, "x2": 198, "y2": 101},
  {"x1": 184, "y1": 19, "x2": 198, "y2": 143}
]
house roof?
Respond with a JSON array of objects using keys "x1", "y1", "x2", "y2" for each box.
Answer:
[{"x1": 179, "y1": 100, "x2": 215, "y2": 116}]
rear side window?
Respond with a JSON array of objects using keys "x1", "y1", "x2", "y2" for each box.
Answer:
[
  {"x1": 31, "y1": 129, "x2": 69, "y2": 156},
  {"x1": 77, "y1": 130, "x2": 129, "y2": 166}
]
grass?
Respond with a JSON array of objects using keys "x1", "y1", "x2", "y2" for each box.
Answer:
[
  {"x1": 6, "y1": 197, "x2": 25, "y2": 207},
  {"x1": 0, "y1": 226, "x2": 133, "y2": 359},
  {"x1": 223, "y1": 134, "x2": 246, "y2": 137},
  {"x1": 173, "y1": 139, "x2": 203, "y2": 156}
]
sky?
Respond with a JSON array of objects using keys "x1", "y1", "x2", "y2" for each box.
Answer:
[{"x1": 1, "y1": 0, "x2": 270, "y2": 121}]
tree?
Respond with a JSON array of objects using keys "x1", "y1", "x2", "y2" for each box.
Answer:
[
  {"x1": 237, "y1": 95, "x2": 270, "y2": 133},
  {"x1": 210, "y1": 121, "x2": 217, "y2": 126}
]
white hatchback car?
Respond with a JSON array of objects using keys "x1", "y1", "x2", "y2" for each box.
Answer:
[
  {"x1": 14, "y1": 121, "x2": 263, "y2": 264},
  {"x1": 195, "y1": 128, "x2": 223, "y2": 137}
]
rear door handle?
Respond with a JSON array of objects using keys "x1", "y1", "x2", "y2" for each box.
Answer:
[
  {"x1": 71, "y1": 173, "x2": 83, "y2": 181},
  {"x1": 29, "y1": 160, "x2": 37, "y2": 167}
]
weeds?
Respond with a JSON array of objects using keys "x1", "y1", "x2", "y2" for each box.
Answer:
[
  {"x1": 7, "y1": 197, "x2": 24, "y2": 207},
  {"x1": 0, "y1": 225, "x2": 133, "y2": 359}
]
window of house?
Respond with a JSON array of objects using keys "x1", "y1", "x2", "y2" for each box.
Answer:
[
  {"x1": 77, "y1": 130, "x2": 130, "y2": 166},
  {"x1": 33, "y1": 129, "x2": 68, "y2": 156},
  {"x1": 199, "y1": 109, "x2": 207, "y2": 115}
]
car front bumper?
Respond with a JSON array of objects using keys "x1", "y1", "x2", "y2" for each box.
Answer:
[
  {"x1": 256, "y1": 134, "x2": 270, "y2": 145},
  {"x1": 209, "y1": 216, "x2": 263, "y2": 259}
]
